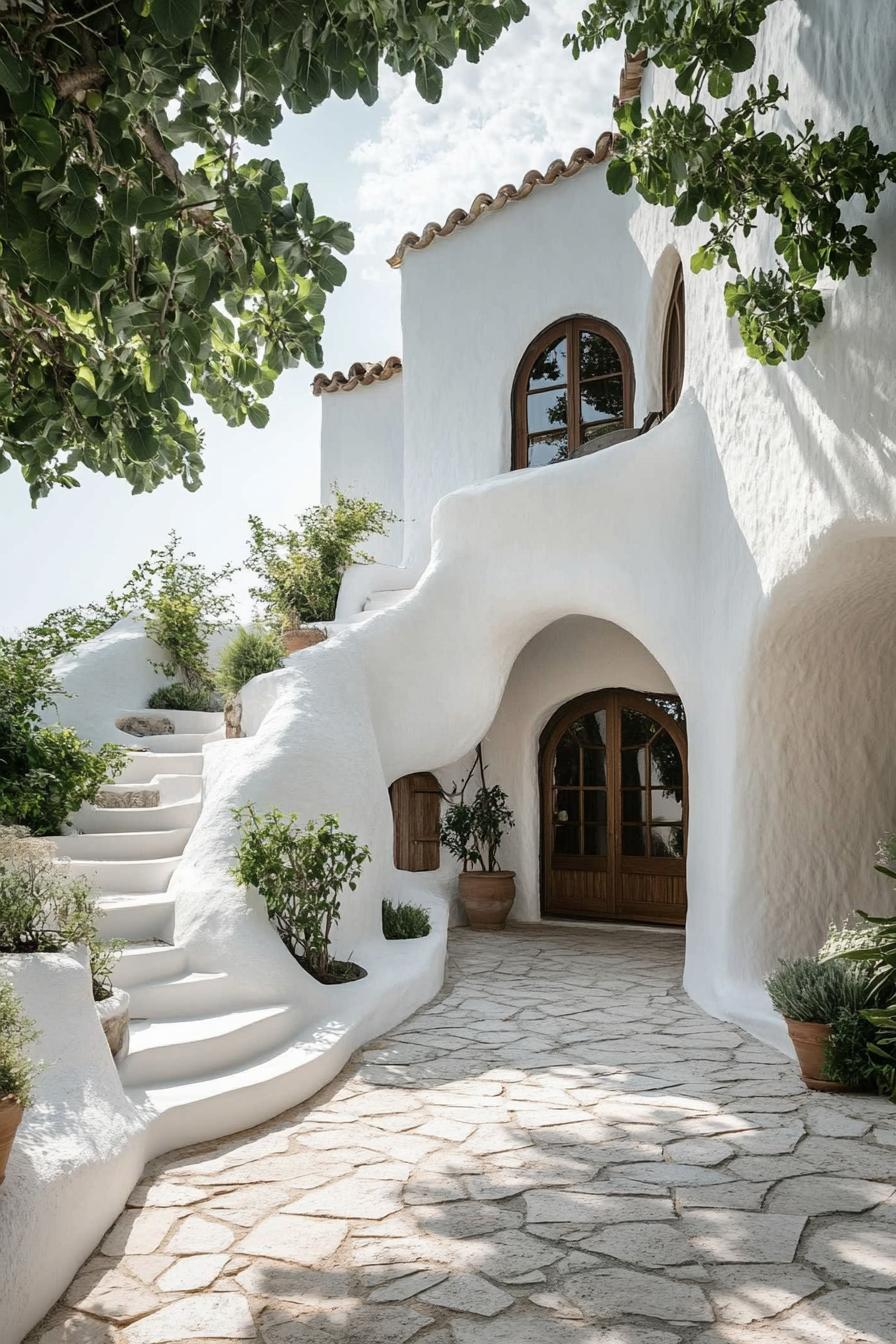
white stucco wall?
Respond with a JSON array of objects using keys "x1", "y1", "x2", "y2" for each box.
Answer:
[
  {"x1": 319, "y1": 376, "x2": 404, "y2": 566},
  {"x1": 398, "y1": 165, "x2": 655, "y2": 571}
]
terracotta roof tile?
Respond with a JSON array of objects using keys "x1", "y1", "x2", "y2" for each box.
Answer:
[
  {"x1": 312, "y1": 355, "x2": 403, "y2": 396},
  {"x1": 386, "y1": 51, "x2": 646, "y2": 268}
]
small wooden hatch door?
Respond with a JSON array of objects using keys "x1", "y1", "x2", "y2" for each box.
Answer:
[{"x1": 390, "y1": 772, "x2": 442, "y2": 871}]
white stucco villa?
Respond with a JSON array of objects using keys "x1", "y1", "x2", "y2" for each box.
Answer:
[{"x1": 3, "y1": 6, "x2": 896, "y2": 1340}]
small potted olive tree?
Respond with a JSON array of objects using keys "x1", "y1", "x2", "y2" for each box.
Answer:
[
  {"x1": 441, "y1": 749, "x2": 515, "y2": 931},
  {"x1": 0, "y1": 981, "x2": 39, "y2": 1185},
  {"x1": 232, "y1": 805, "x2": 371, "y2": 983},
  {"x1": 246, "y1": 492, "x2": 397, "y2": 654}
]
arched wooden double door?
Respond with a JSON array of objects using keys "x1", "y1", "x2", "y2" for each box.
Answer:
[{"x1": 540, "y1": 689, "x2": 688, "y2": 926}]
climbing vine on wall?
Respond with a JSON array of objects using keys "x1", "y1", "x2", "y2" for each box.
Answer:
[{"x1": 567, "y1": 0, "x2": 896, "y2": 364}]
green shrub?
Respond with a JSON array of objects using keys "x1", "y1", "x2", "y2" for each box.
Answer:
[
  {"x1": 0, "y1": 981, "x2": 39, "y2": 1108},
  {"x1": 0, "y1": 828, "x2": 121, "y2": 1001},
  {"x1": 824, "y1": 1009, "x2": 879, "y2": 1090},
  {"x1": 765, "y1": 957, "x2": 867, "y2": 1023},
  {"x1": 382, "y1": 900, "x2": 431, "y2": 940},
  {"x1": 232, "y1": 806, "x2": 370, "y2": 983},
  {"x1": 148, "y1": 683, "x2": 221, "y2": 712},
  {"x1": 217, "y1": 629, "x2": 284, "y2": 698},
  {"x1": 0, "y1": 637, "x2": 126, "y2": 836},
  {"x1": 247, "y1": 490, "x2": 397, "y2": 629},
  {"x1": 139, "y1": 533, "x2": 237, "y2": 695}
]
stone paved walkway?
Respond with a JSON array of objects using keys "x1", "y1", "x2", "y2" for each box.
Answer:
[{"x1": 29, "y1": 927, "x2": 896, "y2": 1344}]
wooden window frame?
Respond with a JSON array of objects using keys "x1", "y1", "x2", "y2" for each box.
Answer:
[
  {"x1": 661, "y1": 261, "x2": 685, "y2": 417},
  {"x1": 512, "y1": 315, "x2": 635, "y2": 471}
]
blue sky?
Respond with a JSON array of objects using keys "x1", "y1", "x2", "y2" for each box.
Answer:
[{"x1": 0, "y1": 2, "x2": 620, "y2": 633}]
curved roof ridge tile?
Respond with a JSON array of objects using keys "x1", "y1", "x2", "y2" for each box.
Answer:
[
  {"x1": 312, "y1": 355, "x2": 403, "y2": 396},
  {"x1": 385, "y1": 50, "x2": 646, "y2": 269}
]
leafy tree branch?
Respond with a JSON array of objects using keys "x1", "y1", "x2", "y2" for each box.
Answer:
[
  {"x1": 568, "y1": 0, "x2": 896, "y2": 363},
  {"x1": 0, "y1": 0, "x2": 527, "y2": 501}
]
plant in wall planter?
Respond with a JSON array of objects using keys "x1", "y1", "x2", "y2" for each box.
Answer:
[
  {"x1": 0, "y1": 980, "x2": 39, "y2": 1185},
  {"x1": 0, "y1": 828, "x2": 128, "y2": 1062},
  {"x1": 382, "y1": 899, "x2": 432, "y2": 940},
  {"x1": 247, "y1": 491, "x2": 397, "y2": 654},
  {"x1": 441, "y1": 748, "x2": 515, "y2": 931},
  {"x1": 232, "y1": 805, "x2": 371, "y2": 985},
  {"x1": 217, "y1": 629, "x2": 284, "y2": 739}
]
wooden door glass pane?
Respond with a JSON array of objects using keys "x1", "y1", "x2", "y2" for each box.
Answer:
[
  {"x1": 530, "y1": 335, "x2": 567, "y2": 389},
  {"x1": 651, "y1": 788, "x2": 682, "y2": 822},
  {"x1": 651, "y1": 824, "x2": 684, "y2": 857},
  {"x1": 621, "y1": 708, "x2": 657, "y2": 747},
  {"x1": 582, "y1": 747, "x2": 606, "y2": 786},
  {"x1": 622, "y1": 789, "x2": 646, "y2": 822},
  {"x1": 528, "y1": 387, "x2": 568, "y2": 435},
  {"x1": 622, "y1": 825, "x2": 647, "y2": 856},
  {"x1": 584, "y1": 825, "x2": 608, "y2": 856},
  {"x1": 621, "y1": 746, "x2": 646, "y2": 787},
  {"x1": 554, "y1": 735, "x2": 578, "y2": 786},
  {"x1": 571, "y1": 709, "x2": 606, "y2": 746}
]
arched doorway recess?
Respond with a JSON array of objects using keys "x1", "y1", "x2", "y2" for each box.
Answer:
[{"x1": 540, "y1": 688, "x2": 688, "y2": 925}]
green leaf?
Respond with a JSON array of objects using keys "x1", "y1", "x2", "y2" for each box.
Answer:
[
  {"x1": 123, "y1": 422, "x2": 157, "y2": 461},
  {"x1": 60, "y1": 195, "x2": 101, "y2": 238},
  {"x1": 151, "y1": 0, "x2": 202, "y2": 43},
  {"x1": 19, "y1": 116, "x2": 64, "y2": 168},
  {"x1": 225, "y1": 192, "x2": 264, "y2": 235},
  {"x1": 247, "y1": 402, "x2": 270, "y2": 429},
  {"x1": 415, "y1": 59, "x2": 443, "y2": 103},
  {"x1": 0, "y1": 49, "x2": 30, "y2": 95},
  {"x1": 606, "y1": 156, "x2": 633, "y2": 195},
  {"x1": 16, "y1": 230, "x2": 67, "y2": 281},
  {"x1": 707, "y1": 67, "x2": 733, "y2": 99},
  {"x1": 727, "y1": 36, "x2": 757, "y2": 73}
]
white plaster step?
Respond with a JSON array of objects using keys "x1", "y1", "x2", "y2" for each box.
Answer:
[
  {"x1": 74, "y1": 797, "x2": 201, "y2": 834},
  {"x1": 126, "y1": 970, "x2": 232, "y2": 1019},
  {"x1": 363, "y1": 588, "x2": 413, "y2": 612},
  {"x1": 136, "y1": 1022, "x2": 339, "y2": 1154},
  {"x1": 114, "y1": 941, "x2": 187, "y2": 990},
  {"x1": 135, "y1": 731, "x2": 218, "y2": 754},
  {"x1": 63, "y1": 854, "x2": 181, "y2": 894},
  {"x1": 117, "y1": 753, "x2": 203, "y2": 784},
  {"x1": 53, "y1": 828, "x2": 191, "y2": 862},
  {"x1": 96, "y1": 894, "x2": 175, "y2": 943},
  {"x1": 120, "y1": 1004, "x2": 300, "y2": 1087},
  {"x1": 118, "y1": 709, "x2": 223, "y2": 735}
]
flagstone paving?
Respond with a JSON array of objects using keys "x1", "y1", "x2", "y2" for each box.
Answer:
[{"x1": 28, "y1": 927, "x2": 896, "y2": 1343}]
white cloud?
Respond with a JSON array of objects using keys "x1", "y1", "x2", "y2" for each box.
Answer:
[{"x1": 350, "y1": 1, "x2": 623, "y2": 277}]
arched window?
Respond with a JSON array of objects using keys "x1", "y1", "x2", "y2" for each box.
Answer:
[
  {"x1": 512, "y1": 316, "x2": 634, "y2": 470},
  {"x1": 661, "y1": 261, "x2": 685, "y2": 416}
]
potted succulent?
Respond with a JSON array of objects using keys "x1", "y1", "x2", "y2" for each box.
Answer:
[
  {"x1": 765, "y1": 952, "x2": 874, "y2": 1092},
  {"x1": 232, "y1": 805, "x2": 371, "y2": 984},
  {"x1": 441, "y1": 748, "x2": 515, "y2": 931},
  {"x1": 246, "y1": 492, "x2": 397, "y2": 654},
  {"x1": 0, "y1": 828, "x2": 128, "y2": 1062},
  {"x1": 0, "y1": 981, "x2": 39, "y2": 1185}
]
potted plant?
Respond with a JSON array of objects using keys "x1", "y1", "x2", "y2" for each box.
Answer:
[
  {"x1": 0, "y1": 827, "x2": 128, "y2": 1061},
  {"x1": 765, "y1": 953, "x2": 873, "y2": 1092},
  {"x1": 217, "y1": 628, "x2": 284, "y2": 738},
  {"x1": 246, "y1": 491, "x2": 397, "y2": 654},
  {"x1": 0, "y1": 981, "x2": 39, "y2": 1185},
  {"x1": 441, "y1": 748, "x2": 515, "y2": 931},
  {"x1": 232, "y1": 805, "x2": 371, "y2": 984}
]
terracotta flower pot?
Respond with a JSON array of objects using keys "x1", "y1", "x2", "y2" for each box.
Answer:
[
  {"x1": 97, "y1": 987, "x2": 130, "y2": 1065},
  {"x1": 783, "y1": 1017, "x2": 849, "y2": 1092},
  {"x1": 458, "y1": 870, "x2": 516, "y2": 931},
  {"x1": 0, "y1": 1096, "x2": 23, "y2": 1185}
]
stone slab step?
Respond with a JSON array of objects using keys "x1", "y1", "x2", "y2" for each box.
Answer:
[
  {"x1": 114, "y1": 941, "x2": 188, "y2": 990},
  {"x1": 117, "y1": 709, "x2": 223, "y2": 735},
  {"x1": 120, "y1": 1004, "x2": 299, "y2": 1087},
  {"x1": 53, "y1": 828, "x2": 191, "y2": 862},
  {"x1": 96, "y1": 894, "x2": 175, "y2": 943},
  {"x1": 135, "y1": 732, "x2": 218, "y2": 754}
]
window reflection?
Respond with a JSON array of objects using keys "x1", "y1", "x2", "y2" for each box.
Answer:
[
  {"x1": 530, "y1": 336, "x2": 567, "y2": 389},
  {"x1": 528, "y1": 388, "x2": 568, "y2": 435}
]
